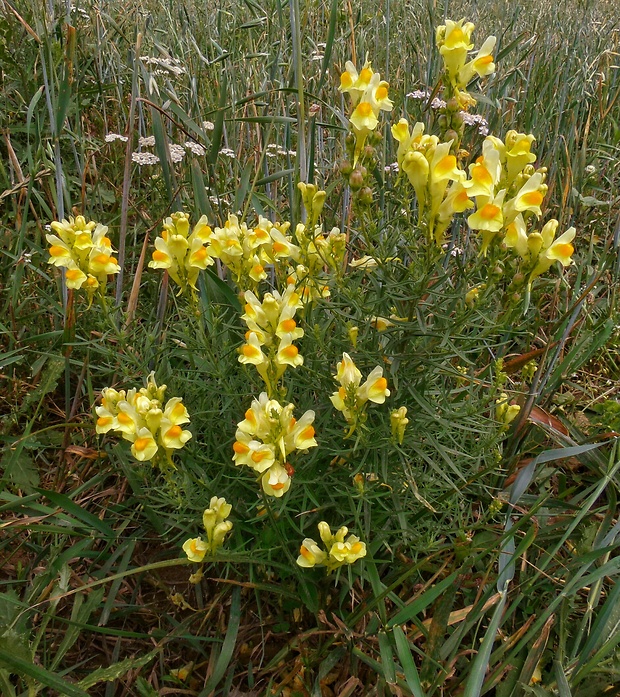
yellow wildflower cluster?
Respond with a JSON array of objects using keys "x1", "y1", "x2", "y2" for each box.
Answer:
[
  {"x1": 239, "y1": 285, "x2": 304, "y2": 392},
  {"x1": 391, "y1": 121, "x2": 576, "y2": 279},
  {"x1": 47, "y1": 215, "x2": 120, "y2": 300},
  {"x1": 436, "y1": 19, "x2": 496, "y2": 109},
  {"x1": 392, "y1": 120, "x2": 469, "y2": 244},
  {"x1": 233, "y1": 392, "x2": 317, "y2": 497},
  {"x1": 207, "y1": 213, "x2": 299, "y2": 291},
  {"x1": 288, "y1": 183, "x2": 346, "y2": 301},
  {"x1": 465, "y1": 133, "x2": 575, "y2": 284},
  {"x1": 339, "y1": 58, "x2": 393, "y2": 162},
  {"x1": 149, "y1": 212, "x2": 213, "y2": 296},
  {"x1": 297, "y1": 521, "x2": 366, "y2": 573},
  {"x1": 183, "y1": 497, "x2": 233, "y2": 562},
  {"x1": 95, "y1": 372, "x2": 191, "y2": 467},
  {"x1": 331, "y1": 353, "x2": 390, "y2": 436}
]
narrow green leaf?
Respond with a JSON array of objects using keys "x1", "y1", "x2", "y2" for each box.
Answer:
[
  {"x1": 78, "y1": 650, "x2": 159, "y2": 689},
  {"x1": 463, "y1": 590, "x2": 508, "y2": 697},
  {"x1": 378, "y1": 630, "x2": 397, "y2": 686},
  {"x1": 393, "y1": 626, "x2": 426, "y2": 697},
  {"x1": 0, "y1": 647, "x2": 89, "y2": 697},
  {"x1": 36, "y1": 488, "x2": 116, "y2": 538},
  {"x1": 388, "y1": 572, "x2": 458, "y2": 628},
  {"x1": 199, "y1": 586, "x2": 241, "y2": 695},
  {"x1": 554, "y1": 660, "x2": 573, "y2": 697},
  {"x1": 208, "y1": 69, "x2": 228, "y2": 166}
]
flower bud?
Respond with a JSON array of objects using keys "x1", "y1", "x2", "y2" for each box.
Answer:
[
  {"x1": 349, "y1": 170, "x2": 364, "y2": 190},
  {"x1": 358, "y1": 187, "x2": 373, "y2": 206}
]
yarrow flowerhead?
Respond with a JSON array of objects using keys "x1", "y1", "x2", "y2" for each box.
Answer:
[
  {"x1": 183, "y1": 496, "x2": 233, "y2": 562},
  {"x1": 148, "y1": 212, "x2": 214, "y2": 296},
  {"x1": 297, "y1": 521, "x2": 366, "y2": 573},
  {"x1": 46, "y1": 215, "x2": 120, "y2": 302},
  {"x1": 233, "y1": 392, "x2": 317, "y2": 497},
  {"x1": 95, "y1": 372, "x2": 192, "y2": 469}
]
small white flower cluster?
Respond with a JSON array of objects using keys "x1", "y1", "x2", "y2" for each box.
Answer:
[
  {"x1": 142, "y1": 56, "x2": 186, "y2": 76},
  {"x1": 203, "y1": 121, "x2": 215, "y2": 131},
  {"x1": 265, "y1": 144, "x2": 297, "y2": 159},
  {"x1": 406, "y1": 89, "x2": 489, "y2": 135},
  {"x1": 461, "y1": 111, "x2": 490, "y2": 135},
  {"x1": 384, "y1": 162, "x2": 399, "y2": 174},
  {"x1": 185, "y1": 141, "x2": 206, "y2": 156},
  {"x1": 105, "y1": 133, "x2": 128, "y2": 143},
  {"x1": 139, "y1": 135, "x2": 156, "y2": 147},
  {"x1": 169, "y1": 143, "x2": 186, "y2": 163},
  {"x1": 131, "y1": 152, "x2": 160, "y2": 166},
  {"x1": 219, "y1": 147, "x2": 236, "y2": 159},
  {"x1": 406, "y1": 90, "x2": 446, "y2": 109},
  {"x1": 69, "y1": 5, "x2": 90, "y2": 20},
  {"x1": 407, "y1": 89, "x2": 432, "y2": 100}
]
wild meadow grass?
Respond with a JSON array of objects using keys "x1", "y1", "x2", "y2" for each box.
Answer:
[{"x1": 1, "y1": 0, "x2": 620, "y2": 695}]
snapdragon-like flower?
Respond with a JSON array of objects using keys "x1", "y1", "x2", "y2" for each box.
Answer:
[
  {"x1": 297, "y1": 521, "x2": 366, "y2": 573},
  {"x1": 183, "y1": 497, "x2": 233, "y2": 562},
  {"x1": 46, "y1": 215, "x2": 120, "y2": 301},
  {"x1": 233, "y1": 393, "x2": 317, "y2": 497},
  {"x1": 340, "y1": 58, "x2": 393, "y2": 163},
  {"x1": 207, "y1": 213, "x2": 300, "y2": 291},
  {"x1": 331, "y1": 353, "x2": 390, "y2": 436},
  {"x1": 149, "y1": 212, "x2": 213, "y2": 296},
  {"x1": 239, "y1": 286, "x2": 305, "y2": 391},
  {"x1": 391, "y1": 120, "x2": 469, "y2": 244},
  {"x1": 95, "y1": 373, "x2": 192, "y2": 469},
  {"x1": 435, "y1": 19, "x2": 496, "y2": 109}
]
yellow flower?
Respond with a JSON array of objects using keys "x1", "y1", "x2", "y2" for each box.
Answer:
[
  {"x1": 465, "y1": 147, "x2": 501, "y2": 199},
  {"x1": 276, "y1": 335, "x2": 304, "y2": 369},
  {"x1": 183, "y1": 537, "x2": 208, "y2": 563},
  {"x1": 160, "y1": 421, "x2": 192, "y2": 450},
  {"x1": 130, "y1": 426, "x2": 159, "y2": 461},
  {"x1": 357, "y1": 366, "x2": 390, "y2": 404},
  {"x1": 330, "y1": 536, "x2": 367, "y2": 564},
  {"x1": 437, "y1": 19, "x2": 475, "y2": 80},
  {"x1": 261, "y1": 462, "x2": 291, "y2": 497},
  {"x1": 528, "y1": 220, "x2": 576, "y2": 285},
  {"x1": 297, "y1": 538, "x2": 328, "y2": 568},
  {"x1": 233, "y1": 394, "x2": 316, "y2": 495},
  {"x1": 460, "y1": 35, "x2": 496, "y2": 83},
  {"x1": 504, "y1": 131, "x2": 537, "y2": 184},
  {"x1": 335, "y1": 352, "x2": 363, "y2": 387},
  {"x1": 468, "y1": 190, "x2": 506, "y2": 233},
  {"x1": 149, "y1": 212, "x2": 214, "y2": 294},
  {"x1": 349, "y1": 255, "x2": 378, "y2": 270},
  {"x1": 297, "y1": 522, "x2": 367, "y2": 572},
  {"x1": 47, "y1": 217, "x2": 119, "y2": 296},
  {"x1": 511, "y1": 172, "x2": 547, "y2": 218},
  {"x1": 504, "y1": 214, "x2": 529, "y2": 259}
]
